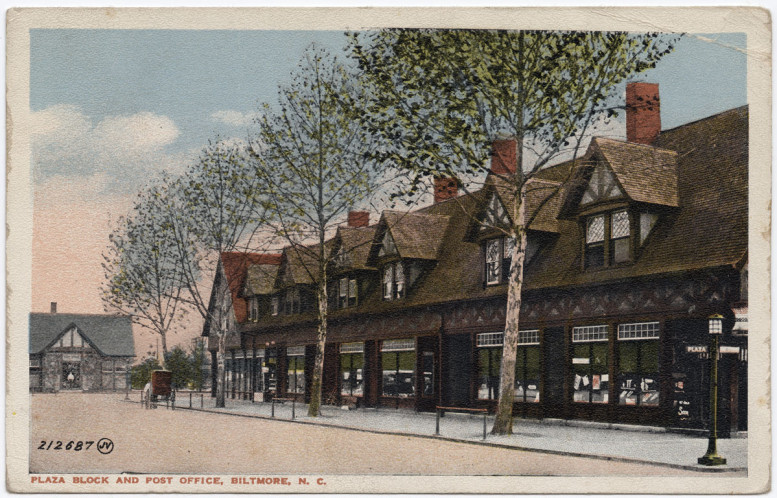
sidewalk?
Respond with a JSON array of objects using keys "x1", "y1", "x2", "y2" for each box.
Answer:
[{"x1": 170, "y1": 392, "x2": 747, "y2": 473}]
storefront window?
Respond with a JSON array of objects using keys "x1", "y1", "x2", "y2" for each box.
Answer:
[
  {"x1": 381, "y1": 339, "x2": 415, "y2": 397},
  {"x1": 477, "y1": 331, "x2": 540, "y2": 402},
  {"x1": 617, "y1": 322, "x2": 660, "y2": 406},
  {"x1": 572, "y1": 325, "x2": 609, "y2": 403},
  {"x1": 286, "y1": 346, "x2": 305, "y2": 394},
  {"x1": 340, "y1": 342, "x2": 364, "y2": 396}
]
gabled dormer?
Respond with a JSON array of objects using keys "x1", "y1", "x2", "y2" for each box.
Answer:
[
  {"x1": 327, "y1": 214, "x2": 377, "y2": 310},
  {"x1": 271, "y1": 245, "x2": 320, "y2": 316},
  {"x1": 559, "y1": 137, "x2": 679, "y2": 270},
  {"x1": 469, "y1": 175, "x2": 561, "y2": 286},
  {"x1": 368, "y1": 211, "x2": 450, "y2": 301}
]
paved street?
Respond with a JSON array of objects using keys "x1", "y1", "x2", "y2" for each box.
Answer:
[{"x1": 29, "y1": 393, "x2": 715, "y2": 476}]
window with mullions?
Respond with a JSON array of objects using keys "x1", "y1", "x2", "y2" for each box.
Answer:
[
  {"x1": 284, "y1": 288, "x2": 301, "y2": 315},
  {"x1": 476, "y1": 331, "x2": 540, "y2": 403},
  {"x1": 338, "y1": 277, "x2": 358, "y2": 308},
  {"x1": 340, "y1": 342, "x2": 364, "y2": 396},
  {"x1": 617, "y1": 322, "x2": 660, "y2": 406},
  {"x1": 610, "y1": 210, "x2": 630, "y2": 264},
  {"x1": 585, "y1": 210, "x2": 632, "y2": 269},
  {"x1": 572, "y1": 325, "x2": 609, "y2": 404},
  {"x1": 383, "y1": 262, "x2": 405, "y2": 300},
  {"x1": 286, "y1": 347, "x2": 305, "y2": 394},
  {"x1": 249, "y1": 298, "x2": 259, "y2": 321},
  {"x1": 381, "y1": 339, "x2": 415, "y2": 397},
  {"x1": 484, "y1": 237, "x2": 515, "y2": 286}
]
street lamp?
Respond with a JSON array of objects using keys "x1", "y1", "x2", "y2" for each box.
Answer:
[{"x1": 698, "y1": 313, "x2": 726, "y2": 466}]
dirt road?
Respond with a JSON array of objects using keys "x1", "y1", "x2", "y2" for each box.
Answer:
[{"x1": 30, "y1": 393, "x2": 699, "y2": 476}]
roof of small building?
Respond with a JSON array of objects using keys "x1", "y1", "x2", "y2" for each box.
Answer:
[{"x1": 29, "y1": 312, "x2": 135, "y2": 356}]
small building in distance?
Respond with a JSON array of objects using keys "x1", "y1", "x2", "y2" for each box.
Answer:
[{"x1": 29, "y1": 303, "x2": 135, "y2": 392}]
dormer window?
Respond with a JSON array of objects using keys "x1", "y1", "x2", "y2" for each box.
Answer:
[
  {"x1": 383, "y1": 262, "x2": 405, "y2": 300},
  {"x1": 249, "y1": 297, "x2": 259, "y2": 321},
  {"x1": 339, "y1": 277, "x2": 358, "y2": 308},
  {"x1": 284, "y1": 288, "x2": 301, "y2": 315},
  {"x1": 484, "y1": 236, "x2": 515, "y2": 285},
  {"x1": 271, "y1": 296, "x2": 279, "y2": 316},
  {"x1": 585, "y1": 209, "x2": 631, "y2": 269}
]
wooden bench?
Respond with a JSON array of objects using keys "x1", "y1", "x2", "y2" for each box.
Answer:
[
  {"x1": 435, "y1": 405, "x2": 489, "y2": 440},
  {"x1": 270, "y1": 397, "x2": 297, "y2": 419}
]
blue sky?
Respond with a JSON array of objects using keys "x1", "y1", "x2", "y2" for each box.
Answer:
[
  {"x1": 30, "y1": 29, "x2": 747, "y2": 195},
  {"x1": 28, "y1": 28, "x2": 749, "y2": 345}
]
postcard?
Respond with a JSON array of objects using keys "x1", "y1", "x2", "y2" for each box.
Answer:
[{"x1": 6, "y1": 7, "x2": 771, "y2": 494}]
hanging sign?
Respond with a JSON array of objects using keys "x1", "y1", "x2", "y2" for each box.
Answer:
[
  {"x1": 572, "y1": 357, "x2": 590, "y2": 365},
  {"x1": 720, "y1": 346, "x2": 740, "y2": 354}
]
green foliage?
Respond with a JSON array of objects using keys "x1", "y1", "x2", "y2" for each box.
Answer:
[
  {"x1": 190, "y1": 340, "x2": 208, "y2": 391},
  {"x1": 101, "y1": 175, "x2": 190, "y2": 354},
  {"x1": 164, "y1": 346, "x2": 193, "y2": 390},
  {"x1": 350, "y1": 29, "x2": 678, "y2": 197},
  {"x1": 131, "y1": 357, "x2": 161, "y2": 389}
]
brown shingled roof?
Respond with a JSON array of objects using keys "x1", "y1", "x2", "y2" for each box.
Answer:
[
  {"x1": 374, "y1": 211, "x2": 451, "y2": 261},
  {"x1": 279, "y1": 242, "x2": 333, "y2": 286},
  {"x1": 221, "y1": 252, "x2": 281, "y2": 323},
  {"x1": 244, "y1": 264, "x2": 280, "y2": 296},
  {"x1": 527, "y1": 106, "x2": 747, "y2": 289},
  {"x1": 594, "y1": 137, "x2": 679, "y2": 207},
  {"x1": 333, "y1": 226, "x2": 377, "y2": 271},
  {"x1": 242, "y1": 105, "x2": 748, "y2": 331}
]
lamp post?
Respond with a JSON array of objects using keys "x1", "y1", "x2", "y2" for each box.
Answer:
[{"x1": 698, "y1": 313, "x2": 726, "y2": 466}]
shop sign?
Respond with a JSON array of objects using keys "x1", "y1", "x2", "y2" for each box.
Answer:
[
  {"x1": 720, "y1": 346, "x2": 740, "y2": 354},
  {"x1": 686, "y1": 345, "x2": 708, "y2": 354},
  {"x1": 572, "y1": 357, "x2": 590, "y2": 364},
  {"x1": 61, "y1": 353, "x2": 81, "y2": 362}
]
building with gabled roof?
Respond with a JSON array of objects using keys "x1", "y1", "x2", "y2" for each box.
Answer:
[
  {"x1": 206, "y1": 83, "x2": 748, "y2": 433},
  {"x1": 29, "y1": 304, "x2": 135, "y2": 392}
]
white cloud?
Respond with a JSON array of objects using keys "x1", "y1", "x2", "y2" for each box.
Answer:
[
  {"x1": 31, "y1": 105, "x2": 185, "y2": 193},
  {"x1": 210, "y1": 110, "x2": 259, "y2": 128}
]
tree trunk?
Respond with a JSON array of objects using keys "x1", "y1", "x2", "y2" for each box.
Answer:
[
  {"x1": 308, "y1": 280, "x2": 327, "y2": 417},
  {"x1": 491, "y1": 188, "x2": 528, "y2": 435},
  {"x1": 215, "y1": 332, "x2": 226, "y2": 408},
  {"x1": 161, "y1": 333, "x2": 168, "y2": 356}
]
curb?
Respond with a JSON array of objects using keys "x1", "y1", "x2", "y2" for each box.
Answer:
[{"x1": 125, "y1": 399, "x2": 746, "y2": 474}]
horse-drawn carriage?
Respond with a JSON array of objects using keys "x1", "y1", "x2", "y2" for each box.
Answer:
[{"x1": 143, "y1": 370, "x2": 175, "y2": 409}]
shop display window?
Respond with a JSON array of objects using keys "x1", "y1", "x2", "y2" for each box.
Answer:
[
  {"x1": 478, "y1": 347, "x2": 501, "y2": 400},
  {"x1": 381, "y1": 339, "x2": 415, "y2": 397},
  {"x1": 340, "y1": 342, "x2": 365, "y2": 396},
  {"x1": 617, "y1": 322, "x2": 660, "y2": 406},
  {"x1": 476, "y1": 331, "x2": 540, "y2": 402},
  {"x1": 286, "y1": 347, "x2": 305, "y2": 394},
  {"x1": 572, "y1": 325, "x2": 609, "y2": 404}
]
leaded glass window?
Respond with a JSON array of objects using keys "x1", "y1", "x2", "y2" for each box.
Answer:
[
  {"x1": 611, "y1": 209, "x2": 630, "y2": 264},
  {"x1": 485, "y1": 238, "x2": 501, "y2": 285},
  {"x1": 383, "y1": 265, "x2": 393, "y2": 300}
]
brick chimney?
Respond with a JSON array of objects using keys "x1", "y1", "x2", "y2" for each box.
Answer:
[
  {"x1": 50, "y1": 302, "x2": 57, "y2": 314},
  {"x1": 490, "y1": 139, "x2": 517, "y2": 175},
  {"x1": 347, "y1": 210, "x2": 369, "y2": 228},
  {"x1": 433, "y1": 177, "x2": 459, "y2": 203},
  {"x1": 626, "y1": 82, "x2": 661, "y2": 145}
]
